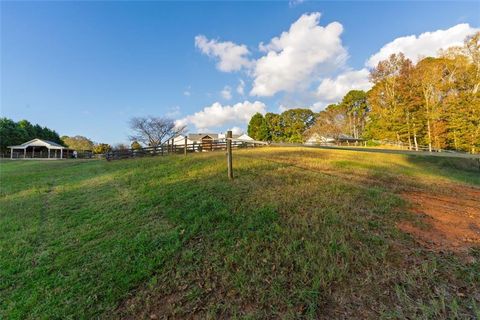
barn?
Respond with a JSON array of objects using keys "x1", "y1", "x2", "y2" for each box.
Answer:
[
  {"x1": 188, "y1": 133, "x2": 219, "y2": 151},
  {"x1": 8, "y1": 138, "x2": 71, "y2": 159}
]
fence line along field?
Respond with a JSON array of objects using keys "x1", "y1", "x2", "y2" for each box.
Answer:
[{"x1": 1, "y1": 147, "x2": 479, "y2": 319}]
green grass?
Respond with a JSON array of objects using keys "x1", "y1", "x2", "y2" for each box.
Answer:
[{"x1": 1, "y1": 147, "x2": 479, "y2": 319}]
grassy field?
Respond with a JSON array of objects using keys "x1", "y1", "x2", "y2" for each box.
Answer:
[{"x1": 1, "y1": 147, "x2": 479, "y2": 319}]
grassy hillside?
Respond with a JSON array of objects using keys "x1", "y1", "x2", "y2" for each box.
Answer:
[{"x1": 1, "y1": 147, "x2": 479, "y2": 319}]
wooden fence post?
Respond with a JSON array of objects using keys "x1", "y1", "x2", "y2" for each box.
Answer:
[
  {"x1": 184, "y1": 136, "x2": 187, "y2": 156},
  {"x1": 227, "y1": 130, "x2": 233, "y2": 180}
]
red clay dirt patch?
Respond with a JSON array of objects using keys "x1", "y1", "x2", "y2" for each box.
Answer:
[{"x1": 399, "y1": 185, "x2": 480, "y2": 254}]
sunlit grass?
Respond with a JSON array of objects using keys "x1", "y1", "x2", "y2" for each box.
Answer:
[{"x1": 0, "y1": 148, "x2": 478, "y2": 319}]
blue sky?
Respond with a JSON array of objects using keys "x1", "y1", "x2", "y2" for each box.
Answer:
[{"x1": 1, "y1": 1, "x2": 479, "y2": 145}]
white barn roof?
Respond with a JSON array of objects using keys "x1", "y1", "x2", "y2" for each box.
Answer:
[{"x1": 8, "y1": 138, "x2": 65, "y2": 149}]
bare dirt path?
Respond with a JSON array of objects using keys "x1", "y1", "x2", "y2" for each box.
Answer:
[{"x1": 399, "y1": 184, "x2": 480, "y2": 254}]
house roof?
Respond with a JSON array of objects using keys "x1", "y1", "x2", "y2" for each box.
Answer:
[
  {"x1": 8, "y1": 138, "x2": 65, "y2": 149},
  {"x1": 188, "y1": 133, "x2": 219, "y2": 141},
  {"x1": 237, "y1": 134, "x2": 253, "y2": 141}
]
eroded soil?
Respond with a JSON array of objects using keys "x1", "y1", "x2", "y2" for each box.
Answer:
[{"x1": 399, "y1": 184, "x2": 480, "y2": 254}]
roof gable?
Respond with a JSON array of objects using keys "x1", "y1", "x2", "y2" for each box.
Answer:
[
  {"x1": 188, "y1": 133, "x2": 219, "y2": 141},
  {"x1": 9, "y1": 138, "x2": 65, "y2": 149}
]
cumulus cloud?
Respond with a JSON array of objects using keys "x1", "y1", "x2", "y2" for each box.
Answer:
[
  {"x1": 230, "y1": 126, "x2": 243, "y2": 135},
  {"x1": 251, "y1": 12, "x2": 347, "y2": 97},
  {"x1": 221, "y1": 86, "x2": 232, "y2": 100},
  {"x1": 316, "y1": 68, "x2": 371, "y2": 103},
  {"x1": 195, "y1": 35, "x2": 252, "y2": 72},
  {"x1": 176, "y1": 101, "x2": 266, "y2": 131},
  {"x1": 367, "y1": 23, "x2": 479, "y2": 67}
]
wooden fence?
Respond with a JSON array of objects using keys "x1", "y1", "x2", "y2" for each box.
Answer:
[{"x1": 105, "y1": 138, "x2": 267, "y2": 161}]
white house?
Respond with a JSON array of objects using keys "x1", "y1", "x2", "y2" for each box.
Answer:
[
  {"x1": 172, "y1": 135, "x2": 194, "y2": 146},
  {"x1": 304, "y1": 133, "x2": 335, "y2": 145},
  {"x1": 237, "y1": 133, "x2": 254, "y2": 141},
  {"x1": 8, "y1": 138, "x2": 68, "y2": 159},
  {"x1": 304, "y1": 133, "x2": 363, "y2": 145}
]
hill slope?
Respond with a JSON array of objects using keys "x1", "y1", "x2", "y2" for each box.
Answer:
[{"x1": 1, "y1": 147, "x2": 479, "y2": 319}]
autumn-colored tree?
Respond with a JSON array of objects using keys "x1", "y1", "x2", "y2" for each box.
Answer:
[
  {"x1": 365, "y1": 33, "x2": 480, "y2": 153},
  {"x1": 305, "y1": 104, "x2": 347, "y2": 141},
  {"x1": 92, "y1": 143, "x2": 112, "y2": 154},
  {"x1": 131, "y1": 141, "x2": 142, "y2": 150},
  {"x1": 367, "y1": 53, "x2": 414, "y2": 144},
  {"x1": 339, "y1": 90, "x2": 369, "y2": 139},
  {"x1": 62, "y1": 135, "x2": 94, "y2": 151}
]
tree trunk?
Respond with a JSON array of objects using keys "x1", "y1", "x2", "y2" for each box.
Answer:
[
  {"x1": 427, "y1": 118, "x2": 432, "y2": 152},
  {"x1": 406, "y1": 112, "x2": 412, "y2": 150}
]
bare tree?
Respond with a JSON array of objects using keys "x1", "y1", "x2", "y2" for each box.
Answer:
[
  {"x1": 128, "y1": 116, "x2": 186, "y2": 147},
  {"x1": 305, "y1": 104, "x2": 347, "y2": 141}
]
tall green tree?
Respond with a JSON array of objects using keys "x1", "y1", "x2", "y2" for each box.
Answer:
[
  {"x1": 279, "y1": 108, "x2": 316, "y2": 143},
  {"x1": 0, "y1": 118, "x2": 28, "y2": 151},
  {"x1": 265, "y1": 112, "x2": 283, "y2": 142},
  {"x1": 247, "y1": 113, "x2": 269, "y2": 141}
]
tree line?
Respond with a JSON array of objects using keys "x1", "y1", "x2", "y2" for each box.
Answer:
[
  {"x1": 0, "y1": 116, "x2": 184, "y2": 155},
  {"x1": 249, "y1": 32, "x2": 480, "y2": 153},
  {"x1": 0, "y1": 118, "x2": 63, "y2": 152},
  {"x1": 0, "y1": 117, "x2": 114, "y2": 154},
  {"x1": 248, "y1": 109, "x2": 317, "y2": 143}
]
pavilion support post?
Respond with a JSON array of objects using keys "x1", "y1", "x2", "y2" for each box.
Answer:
[
  {"x1": 24, "y1": 148, "x2": 26, "y2": 159},
  {"x1": 10, "y1": 148, "x2": 13, "y2": 159},
  {"x1": 48, "y1": 149, "x2": 51, "y2": 159},
  {"x1": 32, "y1": 147, "x2": 35, "y2": 158},
  {"x1": 61, "y1": 149, "x2": 63, "y2": 159}
]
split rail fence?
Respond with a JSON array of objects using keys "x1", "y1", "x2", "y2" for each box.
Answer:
[{"x1": 105, "y1": 136, "x2": 267, "y2": 161}]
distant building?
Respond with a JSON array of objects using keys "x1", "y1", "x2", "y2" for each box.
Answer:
[
  {"x1": 237, "y1": 133, "x2": 254, "y2": 141},
  {"x1": 172, "y1": 135, "x2": 194, "y2": 146},
  {"x1": 304, "y1": 133, "x2": 335, "y2": 145},
  {"x1": 8, "y1": 138, "x2": 71, "y2": 159},
  {"x1": 169, "y1": 132, "x2": 256, "y2": 151},
  {"x1": 305, "y1": 133, "x2": 363, "y2": 146}
]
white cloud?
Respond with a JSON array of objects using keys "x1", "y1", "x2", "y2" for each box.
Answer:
[
  {"x1": 176, "y1": 101, "x2": 267, "y2": 131},
  {"x1": 195, "y1": 35, "x2": 252, "y2": 72},
  {"x1": 367, "y1": 23, "x2": 479, "y2": 67},
  {"x1": 221, "y1": 86, "x2": 232, "y2": 100},
  {"x1": 251, "y1": 12, "x2": 347, "y2": 97},
  {"x1": 230, "y1": 126, "x2": 243, "y2": 135},
  {"x1": 236, "y1": 79, "x2": 245, "y2": 95},
  {"x1": 316, "y1": 68, "x2": 371, "y2": 103},
  {"x1": 183, "y1": 90, "x2": 191, "y2": 96}
]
